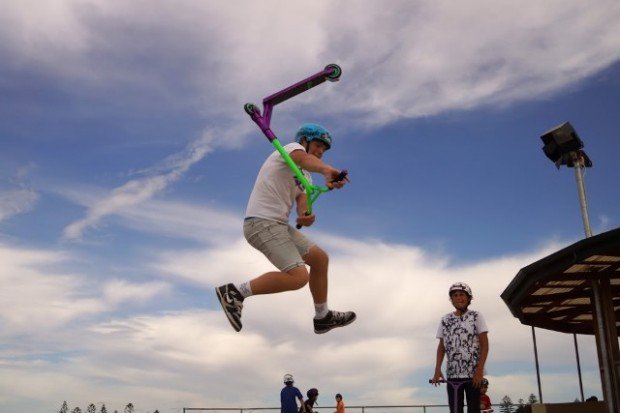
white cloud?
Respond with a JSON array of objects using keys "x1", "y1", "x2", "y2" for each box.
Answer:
[
  {"x1": 0, "y1": 188, "x2": 38, "y2": 221},
  {"x1": 0, "y1": 243, "x2": 171, "y2": 336},
  {"x1": 62, "y1": 132, "x2": 215, "y2": 240},
  {"x1": 0, "y1": 245, "x2": 103, "y2": 334},
  {"x1": 2, "y1": 1, "x2": 619, "y2": 128},
  {"x1": 102, "y1": 279, "x2": 171, "y2": 306},
  {"x1": 117, "y1": 199, "x2": 241, "y2": 244}
]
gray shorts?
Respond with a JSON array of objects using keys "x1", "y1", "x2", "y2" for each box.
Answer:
[{"x1": 243, "y1": 217, "x2": 315, "y2": 272}]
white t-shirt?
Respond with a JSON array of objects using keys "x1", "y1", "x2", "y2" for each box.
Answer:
[
  {"x1": 436, "y1": 310, "x2": 488, "y2": 378},
  {"x1": 245, "y1": 142, "x2": 312, "y2": 223}
]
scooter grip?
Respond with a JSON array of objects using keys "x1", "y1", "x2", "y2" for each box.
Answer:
[
  {"x1": 333, "y1": 170, "x2": 348, "y2": 182},
  {"x1": 296, "y1": 212, "x2": 311, "y2": 229}
]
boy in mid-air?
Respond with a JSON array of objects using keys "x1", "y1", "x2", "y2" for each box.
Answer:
[{"x1": 216, "y1": 124, "x2": 355, "y2": 334}]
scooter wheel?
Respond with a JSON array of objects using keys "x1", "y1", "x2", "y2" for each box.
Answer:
[
  {"x1": 244, "y1": 103, "x2": 259, "y2": 116},
  {"x1": 325, "y1": 64, "x2": 342, "y2": 81}
]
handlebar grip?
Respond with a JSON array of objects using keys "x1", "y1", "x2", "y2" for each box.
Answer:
[
  {"x1": 333, "y1": 170, "x2": 348, "y2": 183},
  {"x1": 296, "y1": 212, "x2": 311, "y2": 229}
]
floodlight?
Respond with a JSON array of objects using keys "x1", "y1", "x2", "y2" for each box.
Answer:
[{"x1": 540, "y1": 122, "x2": 592, "y2": 168}]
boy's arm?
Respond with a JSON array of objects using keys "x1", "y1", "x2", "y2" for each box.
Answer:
[
  {"x1": 295, "y1": 192, "x2": 315, "y2": 227},
  {"x1": 473, "y1": 331, "x2": 489, "y2": 387},
  {"x1": 432, "y1": 338, "x2": 446, "y2": 384},
  {"x1": 290, "y1": 149, "x2": 346, "y2": 189}
]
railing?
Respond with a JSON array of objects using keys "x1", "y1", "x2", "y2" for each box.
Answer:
[{"x1": 183, "y1": 404, "x2": 504, "y2": 413}]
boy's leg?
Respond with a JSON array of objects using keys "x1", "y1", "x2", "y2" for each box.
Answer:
[
  {"x1": 216, "y1": 219, "x2": 308, "y2": 331},
  {"x1": 446, "y1": 381, "x2": 455, "y2": 413},
  {"x1": 249, "y1": 266, "x2": 309, "y2": 294},
  {"x1": 215, "y1": 267, "x2": 308, "y2": 333},
  {"x1": 304, "y1": 244, "x2": 356, "y2": 334},
  {"x1": 464, "y1": 381, "x2": 481, "y2": 413},
  {"x1": 304, "y1": 245, "x2": 329, "y2": 303}
]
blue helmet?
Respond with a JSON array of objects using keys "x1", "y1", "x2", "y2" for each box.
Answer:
[{"x1": 295, "y1": 123, "x2": 332, "y2": 150}]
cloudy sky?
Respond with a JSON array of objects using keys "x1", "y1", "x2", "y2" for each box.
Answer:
[{"x1": 1, "y1": 1, "x2": 620, "y2": 412}]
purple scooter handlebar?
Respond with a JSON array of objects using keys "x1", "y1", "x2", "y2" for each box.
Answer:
[
  {"x1": 244, "y1": 64, "x2": 342, "y2": 139},
  {"x1": 263, "y1": 63, "x2": 341, "y2": 107}
]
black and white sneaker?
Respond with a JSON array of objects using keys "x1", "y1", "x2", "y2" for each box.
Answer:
[
  {"x1": 215, "y1": 283, "x2": 244, "y2": 332},
  {"x1": 314, "y1": 310, "x2": 356, "y2": 334}
]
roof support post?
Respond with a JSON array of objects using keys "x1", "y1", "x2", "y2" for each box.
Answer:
[{"x1": 591, "y1": 276, "x2": 620, "y2": 413}]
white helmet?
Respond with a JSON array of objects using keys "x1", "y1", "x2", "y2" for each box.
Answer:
[
  {"x1": 283, "y1": 374, "x2": 294, "y2": 384},
  {"x1": 449, "y1": 282, "x2": 473, "y2": 298}
]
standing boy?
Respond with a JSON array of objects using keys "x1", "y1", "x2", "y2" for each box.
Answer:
[
  {"x1": 432, "y1": 282, "x2": 489, "y2": 413},
  {"x1": 216, "y1": 123, "x2": 356, "y2": 334},
  {"x1": 281, "y1": 374, "x2": 305, "y2": 413}
]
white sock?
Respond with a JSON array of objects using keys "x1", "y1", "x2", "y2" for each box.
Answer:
[
  {"x1": 314, "y1": 302, "x2": 329, "y2": 319},
  {"x1": 237, "y1": 282, "x2": 253, "y2": 298}
]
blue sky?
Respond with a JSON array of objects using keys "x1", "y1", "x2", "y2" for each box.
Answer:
[{"x1": 1, "y1": 1, "x2": 620, "y2": 412}]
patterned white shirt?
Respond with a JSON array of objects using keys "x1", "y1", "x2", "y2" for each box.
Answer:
[{"x1": 436, "y1": 310, "x2": 488, "y2": 378}]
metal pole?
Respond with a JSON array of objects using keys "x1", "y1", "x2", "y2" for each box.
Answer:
[
  {"x1": 590, "y1": 278, "x2": 616, "y2": 413},
  {"x1": 570, "y1": 153, "x2": 590, "y2": 403},
  {"x1": 531, "y1": 326, "x2": 543, "y2": 403},
  {"x1": 573, "y1": 334, "x2": 585, "y2": 402},
  {"x1": 572, "y1": 154, "x2": 593, "y2": 238}
]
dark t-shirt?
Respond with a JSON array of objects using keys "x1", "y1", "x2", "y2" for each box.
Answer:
[{"x1": 281, "y1": 385, "x2": 303, "y2": 413}]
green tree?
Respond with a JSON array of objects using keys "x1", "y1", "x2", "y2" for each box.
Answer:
[
  {"x1": 100, "y1": 403, "x2": 108, "y2": 413},
  {"x1": 500, "y1": 395, "x2": 515, "y2": 413},
  {"x1": 87, "y1": 403, "x2": 96, "y2": 413},
  {"x1": 528, "y1": 394, "x2": 538, "y2": 404},
  {"x1": 59, "y1": 401, "x2": 69, "y2": 413},
  {"x1": 124, "y1": 403, "x2": 134, "y2": 413}
]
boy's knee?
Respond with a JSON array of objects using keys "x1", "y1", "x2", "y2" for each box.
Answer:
[
  {"x1": 291, "y1": 275, "x2": 309, "y2": 290},
  {"x1": 287, "y1": 266, "x2": 310, "y2": 289},
  {"x1": 306, "y1": 246, "x2": 329, "y2": 267}
]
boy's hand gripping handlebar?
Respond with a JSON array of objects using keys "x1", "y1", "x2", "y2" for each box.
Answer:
[
  {"x1": 243, "y1": 64, "x2": 347, "y2": 229},
  {"x1": 295, "y1": 170, "x2": 348, "y2": 229}
]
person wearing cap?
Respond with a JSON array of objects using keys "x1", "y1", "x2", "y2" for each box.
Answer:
[
  {"x1": 216, "y1": 123, "x2": 355, "y2": 334},
  {"x1": 431, "y1": 282, "x2": 489, "y2": 413},
  {"x1": 281, "y1": 374, "x2": 306, "y2": 413}
]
